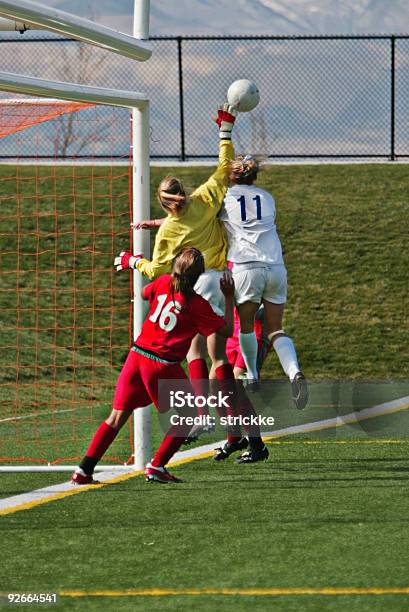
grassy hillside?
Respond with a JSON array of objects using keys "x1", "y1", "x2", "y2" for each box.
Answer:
[
  {"x1": 1, "y1": 163, "x2": 409, "y2": 612},
  {"x1": 0, "y1": 162, "x2": 408, "y2": 465},
  {"x1": 150, "y1": 163, "x2": 409, "y2": 379}
]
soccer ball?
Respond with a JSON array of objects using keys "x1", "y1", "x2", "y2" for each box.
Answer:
[{"x1": 227, "y1": 79, "x2": 260, "y2": 112}]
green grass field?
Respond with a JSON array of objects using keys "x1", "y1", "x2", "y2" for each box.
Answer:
[
  {"x1": 1, "y1": 162, "x2": 409, "y2": 611},
  {"x1": 2, "y1": 440, "x2": 409, "y2": 611}
]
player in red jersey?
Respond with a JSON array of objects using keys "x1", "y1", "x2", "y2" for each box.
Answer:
[{"x1": 72, "y1": 248, "x2": 267, "y2": 485}]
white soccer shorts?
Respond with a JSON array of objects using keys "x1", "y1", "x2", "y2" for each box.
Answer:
[
  {"x1": 194, "y1": 269, "x2": 227, "y2": 316},
  {"x1": 233, "y1": 264, "x2": 287, "y2": 305}
]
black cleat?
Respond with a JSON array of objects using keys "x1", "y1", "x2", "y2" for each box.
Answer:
[
  {"x1": 183, "y1": 423, "x2": 216, "y2": 446},
  {"x1": 236, "y1": 445, "x2": 269, "y2": 464},
  {"x1": 243, "y1": 379, "x2": 261, "y2": 393},
  {"x1": 291, "y1": 372, "x2": 309, "y2": 410},
  {"x1": 213, "y1": 437, "x2": 248, "y2": 461}
]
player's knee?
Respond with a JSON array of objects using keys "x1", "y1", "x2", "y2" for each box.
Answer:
[
  {"x1": 106, "y1": 409, "x2": 129, "y2": 430},
  {"x1": 239, "y1": 322, "x2": 255, "y2": 334},
  {"x1": 268, "y1": 329, "x2": 286, "y2": 344}
]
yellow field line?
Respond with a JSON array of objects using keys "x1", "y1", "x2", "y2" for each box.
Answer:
[
  {"x1": 0, "y1": 468, "x2": 143, "y2": 517},
  {"x1": 60, "y1": 587, "x2": 409, "y2": 597},
  {"x1": 270, "y1": 439, "x2": 409, "y2": 445},
  {"x1": 1, "y1": 400, "x2": 408, "y2": 517},
  {"x1": 0, "y1": 449, "x2": 217, "y2": 518}
]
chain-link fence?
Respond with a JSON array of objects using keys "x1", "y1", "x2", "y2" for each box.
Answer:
[{"x1": 0, "y1": 33, "x2": 408, "y2": 161}]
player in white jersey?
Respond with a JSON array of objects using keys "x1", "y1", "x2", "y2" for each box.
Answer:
[{"x1": 219, "y1": 155, "x2": 308, "y2": 409}]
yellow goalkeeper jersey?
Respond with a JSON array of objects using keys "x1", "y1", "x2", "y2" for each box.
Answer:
[{"x1": 136, "y1": 139, "x2": 234, "y2": 280}]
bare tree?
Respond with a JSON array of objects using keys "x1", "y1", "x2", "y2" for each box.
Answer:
[{"x1": 52, "y1": 42, "x2": 118, "y2": 157}]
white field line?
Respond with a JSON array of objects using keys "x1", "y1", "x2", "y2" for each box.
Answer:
[
  {"x1": 261, "y1": 394, "x2": 409, "y2": 440},
  {"x1": 0, "y1": 394, "x2": 409, "y2": 514},
  {"x1": 0, "y1": 408, "x2": 76, "y2": 423}
]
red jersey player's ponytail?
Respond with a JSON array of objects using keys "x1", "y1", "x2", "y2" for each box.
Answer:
[{"x1": 171, "y1": 247, "x2": 205, "y2": 301}]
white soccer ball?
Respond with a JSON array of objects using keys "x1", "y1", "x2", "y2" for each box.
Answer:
[{"x1": 227, "y1": 79, "x2": 260, "y2": 112}]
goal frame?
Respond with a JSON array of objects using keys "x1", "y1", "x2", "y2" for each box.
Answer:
[
  {"x1": 0, "y1": 0, "x2": 152, "y2": 61},
  {"x1": 0, "y1": 0, "x2": 152, "y2": 472}
]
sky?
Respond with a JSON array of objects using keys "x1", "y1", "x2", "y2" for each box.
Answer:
[{"x1": 37, "y1": 0, "x2": 409, "y2": 36}]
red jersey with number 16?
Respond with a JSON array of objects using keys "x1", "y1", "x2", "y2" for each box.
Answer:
[{"x1": 135, "y1": 274, "x2": 225, "y2": 362}]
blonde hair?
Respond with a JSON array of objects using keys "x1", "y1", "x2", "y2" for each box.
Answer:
[
  {"x1": 171, "y1": 247, "x2": 205, "y2": 300},
  {"x1": 229, "y1": 155, "x2": 260, "y2": 185},
  {"x1": 157, "y1": 176, "x2": 187, "y2": 215}
]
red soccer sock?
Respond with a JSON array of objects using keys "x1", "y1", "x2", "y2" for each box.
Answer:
[
  {"x1": 215, "y1": 363, "x2": 242, "y2": 443},
  {"x1": 188, "y1": 358, "x2": 209, "y2": 382},
  {"x1": 188, "y1": 358, "x2": 209, "y2": 416},
  {"x1": 151, "y1": 434, "x2": 184, "y2": 468},
  {"x1": 85, "y1": 421, "x2": 119, "y2": 460}
]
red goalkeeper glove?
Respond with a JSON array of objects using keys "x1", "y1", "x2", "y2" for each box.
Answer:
[
  {"x1": 215, "y1": 103, "x2": 237, "y2": 140},
  {"x1": 114, "y1": 251, "x2": 143, "y2": 271}
]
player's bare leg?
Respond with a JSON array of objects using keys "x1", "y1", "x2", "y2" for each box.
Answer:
[
  {"x1": 263, "y1": 300, "x2": 308, "y2": 410},
  {"x1": 205, "y1": 331, "x2": 243, "y2": 448},
  {"x1": 105, "y1": 408, "x2": 134, "y2": 430},
  {"x1": 184, "y1": 334, "x2": 214, "y2": 442},
  {"x1": 187, "y1": 334, "x2": 209, "y2": 414},
  {"x1": 237, "y1": 300, "x2": 261, "y2": 383},
  {"x1": 234, "y1": 366, "x2": 246, "y2": 378},
  {"x1": 206, "y1": 331, "x2": 268, "y2": 462}
]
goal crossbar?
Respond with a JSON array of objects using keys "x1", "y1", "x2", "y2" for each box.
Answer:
[
  {"x1": 0, "y1": 71, "x2": 148, "y2": 109},
  {"x1": 0, "y1": 0, "x2": 152, "y2": 62}
]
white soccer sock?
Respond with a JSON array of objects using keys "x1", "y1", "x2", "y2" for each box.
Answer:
[
  {"x1": 272, "y1": 336, "x2": 300, "y2": 381},
  {"x1": 239, "y1": 331, "x2": 259, "y2": 380}
]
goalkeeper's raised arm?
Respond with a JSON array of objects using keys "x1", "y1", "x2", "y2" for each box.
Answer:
[{"x1": 117, "y1": 105, "x2": 237, "y2": 280}]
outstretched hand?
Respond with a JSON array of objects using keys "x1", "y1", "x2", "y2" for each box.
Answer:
[
  {"x1": 114, "y1": 251, "x2": 143, "y2": 271},
  {"x1": 219, "y1": 271, "x2": 235, "y2": 297},
  {"x1": 214, "y1": 103, "x2": 237, "y2": 140},
  {"x1": 133, "y1": 219, "x2": 162, "y2": 230}
]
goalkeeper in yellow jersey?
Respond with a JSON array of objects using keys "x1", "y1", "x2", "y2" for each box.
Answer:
[{"x1": 114, "y1": 105, "x2": 268, "y2": 464}]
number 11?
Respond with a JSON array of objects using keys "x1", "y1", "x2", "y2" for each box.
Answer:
[{"x1": 237, "y1": 195, "x2": 262, "y2": 221}]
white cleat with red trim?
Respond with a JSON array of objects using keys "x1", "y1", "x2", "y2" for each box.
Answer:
[
  {"x1": 71, "y1": 468, "x2": 100, "y2": 485},
  {"x1": 144, "y1": 463, "x2": 183, "y2": 484}
]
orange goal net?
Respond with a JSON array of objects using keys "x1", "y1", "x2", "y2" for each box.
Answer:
[{"x1": 0, "y1": 97, "x2": 134, "y2": 468}]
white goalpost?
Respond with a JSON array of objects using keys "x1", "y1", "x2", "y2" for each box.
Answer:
[
  {"x1": 0, "y1": 0, "x2": 152, "y2": 61},
  {"x1": 0, "y1": 1, "x2": 152, "y2": 471}
]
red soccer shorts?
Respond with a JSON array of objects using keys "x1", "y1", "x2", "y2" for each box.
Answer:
[
  {"x1": 113, "y1": 349, "x2": 187, "y2": 413},
  {"x1": 225, "y1": 338, "x2": 246, "y2": 370}
]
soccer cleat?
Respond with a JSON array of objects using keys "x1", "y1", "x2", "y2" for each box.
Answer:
[
  {"x1": 291, "y1": 371, "x2": 309, "y2": 410},
  {"x1": 213, "y1": 437, "x2": 248, "y2": 461},
  {"x1": 71, "y1": 469, "x2": 100, "y2": 485},
  {"x1": 235, "y1": 445, "x2": 269, "y2": 464},
  {"x1": 145, "y1": 463, "x2": 183, "y2": 484},
  {"x1": 243, "y1": 378, "x2": 261, "y2": 393},
  {"x1": 183, "y1": 422, "x2": 216, "y2": 445}
]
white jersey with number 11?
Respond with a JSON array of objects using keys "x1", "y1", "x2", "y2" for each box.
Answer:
[{"x1": 220, "y1": 184, "x2": 284, "y2": 265}]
